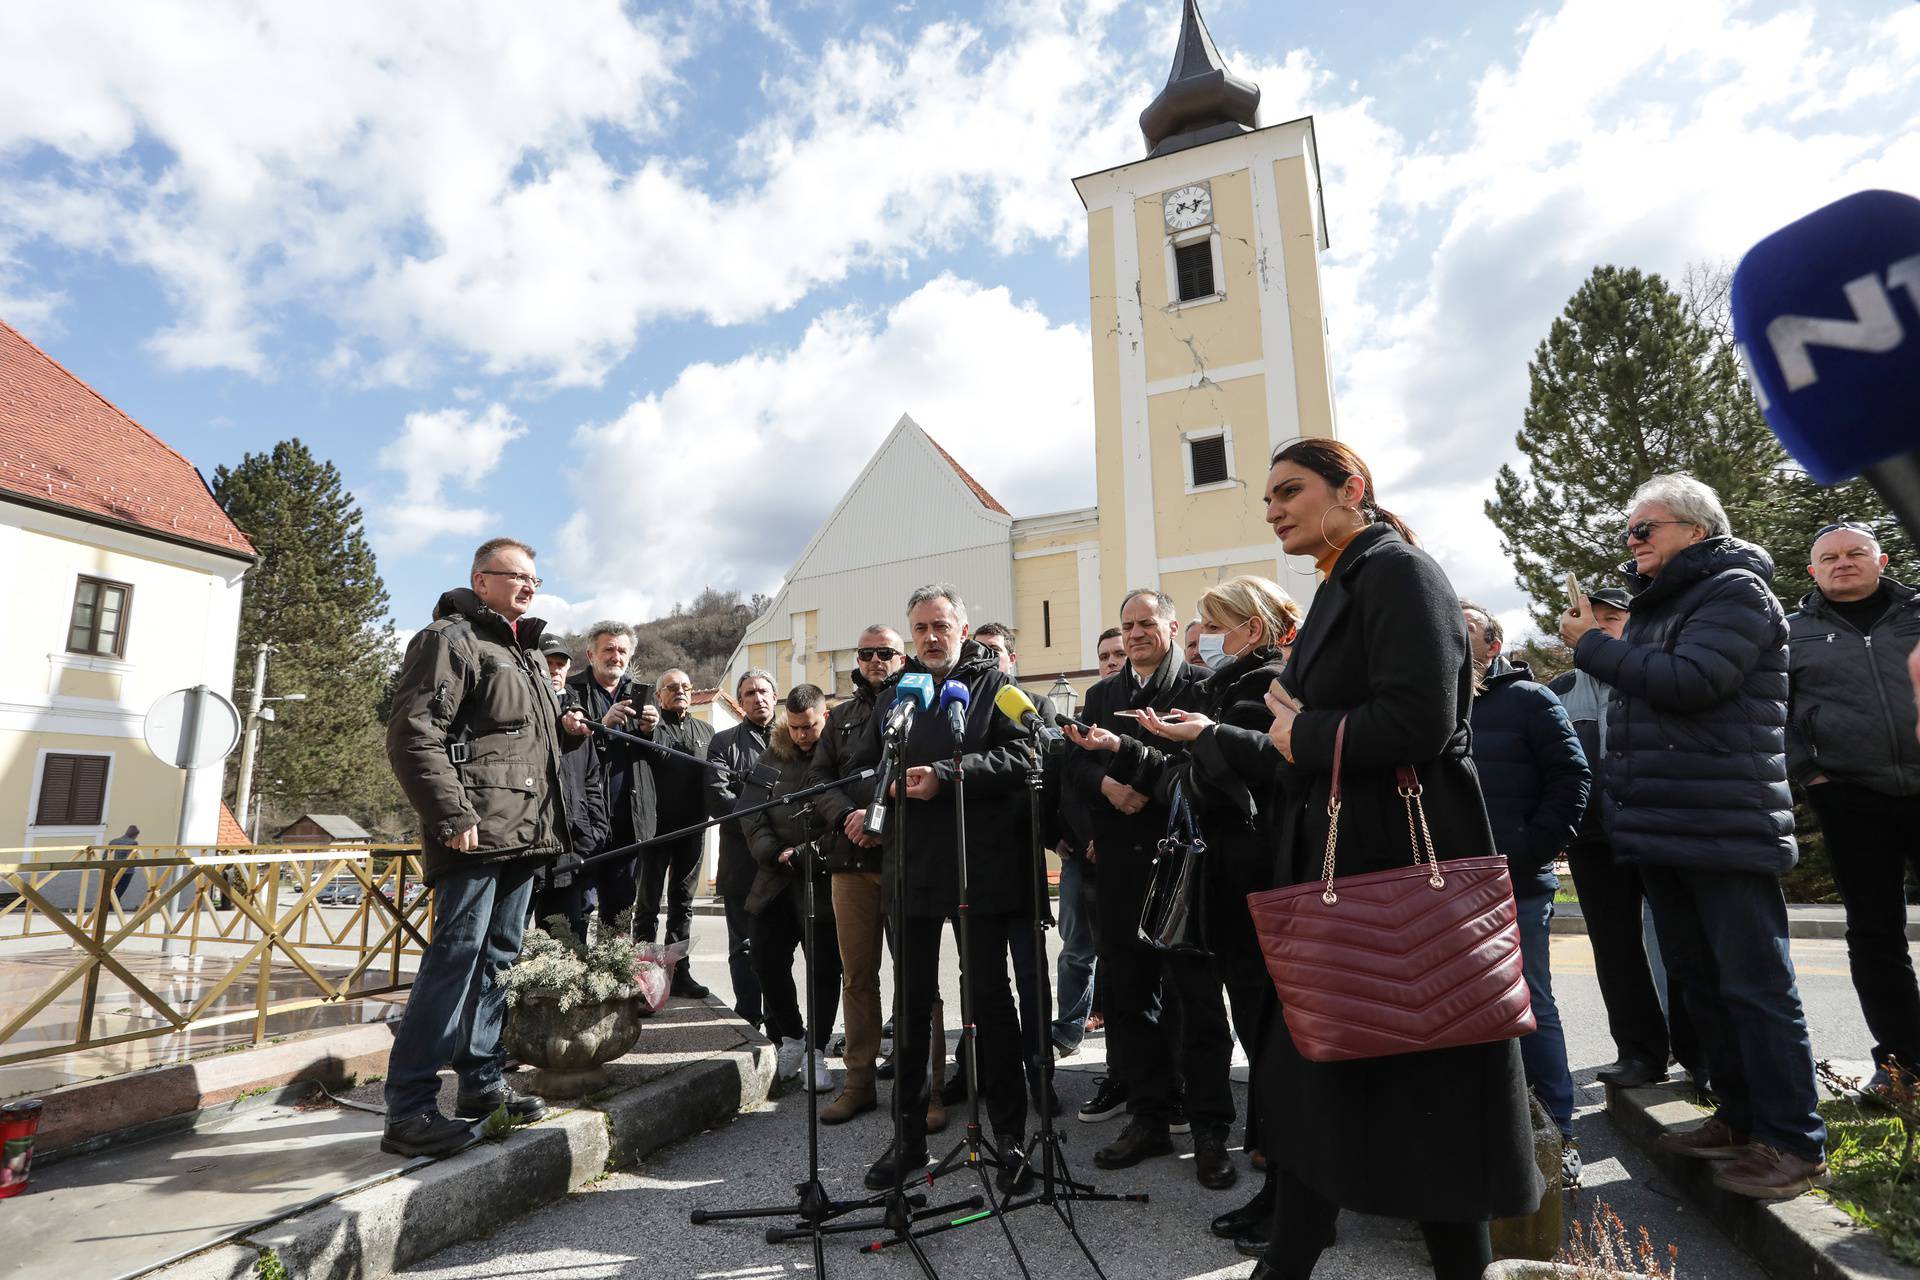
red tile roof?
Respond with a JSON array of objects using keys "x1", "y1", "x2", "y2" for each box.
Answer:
[
  {"x1": 0, "y1": 318, "x2": 255, "y2": 558},
  {"x1": 925, "y1": 433, "x2": 1010, "y2": 516},
  {"x1": 216, "y1": 802, "x2": 251, "y2": 847}
]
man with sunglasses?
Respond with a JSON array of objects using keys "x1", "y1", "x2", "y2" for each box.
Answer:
[
  {"x1": 1560, "y1": 475, "x2": 1825, "y2": 1200},
  {"x1": 808, "y1": 626, "x2": 918, "y2": 1124},
  {"x1": 1788, "y1": 521, "x2": 1920, "y2": 1098}
]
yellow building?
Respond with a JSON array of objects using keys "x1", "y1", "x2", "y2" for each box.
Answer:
[
  {"x1": 729, "y1": 0, "x2": 1336, "y2": 700},
  {"x1": 0, "y1": 319, "x2": 255, "y2": 850}
]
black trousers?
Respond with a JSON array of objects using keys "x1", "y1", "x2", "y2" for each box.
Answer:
[
  {"x1": 892, "y1": 911, "x2": 1026, "y2": 1150},
  {"x1": 1265, "y1": 1165, "x2": 1491, "y2": 1280},
  {"x1": 750, "y1": 888, "x2": 842, "y2": 1050},
  {"x1": 636, "y1": 833, "x2": 703, "y2": 952},
  {"x1": 530, "y1": 878, "x2": 589, "y2": 942},
  {"x1": 1566, "y1": 837, "x2": 1700, "y2": 1073},
  {"x1": 1007, "y1": 918, "x2": 1053, "y2": 1092},
  {"x1": 1809, "y1": 782, "x2": 1920, "y2": 1071},
  {"x1": 721, "y1": 891, "x2": 763, "y2": 1026},
  {"x1": 1209, "y1": 870, "x2": 1273, "y2": 1149},
  {"x1": 1096, "y1": 880, "x2": 1233, "y2": 1130}
]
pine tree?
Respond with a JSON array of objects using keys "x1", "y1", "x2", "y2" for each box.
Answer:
[
  {"x1": 213, "y1": 440, "x2": 407, "y2": 839},
  {"x1": 1488, "y1": 265, "x2": 1911, "y2": 631}
]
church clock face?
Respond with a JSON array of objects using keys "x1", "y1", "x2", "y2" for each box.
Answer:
[{"x1": 1163, "y1": 182, "x2": 1212, "y2": 231}]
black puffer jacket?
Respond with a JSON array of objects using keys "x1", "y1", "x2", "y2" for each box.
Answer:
[
  {"x1": 386, "y1": 589, "x2": 583, "y2": 882},
  {"x1": 809, "y1": 670, "x2": 895, "y2": 873},
  {"x1": 1572, "y1": 537, "x2": 1797, "y2": 874},
  {"x1": 870, "y1": 641, "x2": 1029, "y2": 918},
  {"x1": 707, "y1": 719, "x2": 772, "y2": 900},
  {"x1": 1468, "y1": 657, "x2": 1590, "y2": 898},
  {"x1": 1787, "y1": 579, "x2": 1920, "y2": 796}
]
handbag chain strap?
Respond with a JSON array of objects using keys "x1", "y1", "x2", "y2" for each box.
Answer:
[{"x1": 1320, "y1": 716, "x2": 1447, "y2": 905}]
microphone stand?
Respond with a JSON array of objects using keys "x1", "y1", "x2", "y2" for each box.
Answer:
[
  {"x1": 866, "y1": 718, "x2": 1032, "y2": 1276},
  {"x1": 995, "y1": 737, "x2": 1146, "y2": 1276}
]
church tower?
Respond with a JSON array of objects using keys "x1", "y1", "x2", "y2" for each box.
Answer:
[{"x1": 1074, "y1": 0, "x2": 1338, "y2": 620}]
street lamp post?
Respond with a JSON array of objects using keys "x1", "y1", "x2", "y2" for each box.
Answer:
[{"x1": 233, "y1": 643, "x2": 305, "y2": 841}]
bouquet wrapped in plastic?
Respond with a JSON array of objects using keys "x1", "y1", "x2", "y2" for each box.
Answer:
[{"x1": 631, "y1": 938, "x2": 692, "y2": 1015}]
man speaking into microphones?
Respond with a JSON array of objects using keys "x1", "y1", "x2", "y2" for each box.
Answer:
[{"x1": 858, "y1": 583, "x2": 1037, "y2": 1197}]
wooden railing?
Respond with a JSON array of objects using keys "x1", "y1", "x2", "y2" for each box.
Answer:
[{"x1": 0, "y1": 843, "x2": 432, "y2": 1068}]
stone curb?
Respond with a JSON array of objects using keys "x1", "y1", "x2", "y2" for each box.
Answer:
[
  {"x1": 151, "y1": 1000, "x2": 776, "y2": 1280},
  {"x1": 1607, "y1": 1081, "x2": 1911, "y2": 1280},
  {"x1": 1547, "y1": 903, "x2": 1900, "y2": 941}
]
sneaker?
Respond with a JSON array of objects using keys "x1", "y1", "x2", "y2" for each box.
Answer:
[
  {"x1": 1078, "y1": 1074, "x2": 1128, "y2": 1123},
  {"x1": 1093, "y1": 1115, "x2": 1174, "y2": 1169},
  {"x1": 1711, "y1": 1144, "x2": 1829, "y2": 1199},
  {"x1": 453, "y1": 1084, "x2": 548, "y2": 1125},
  {"x1": 380, "y1": 1110, "x2": 480, "y2": 1159},
  {"x1": 1168, "y1": 1098, "x2": 1191, "y2": 1135},
  {"x1": 809, "y1": 1050, "x2": 834, "y2": 1092},
  {"x1": 1560, "y1": 1138, "x2": 1582, "y2": 1188},
  {"x1": 1657, "y1": 1114, "x2": 1747, "y2": 1160},
  {"x1": 864, "y1": 1140, "x2": 930, "y2": 1191},
  {"x1": 775, "y1": 1037, "x2": 805, "y2": 1082}
]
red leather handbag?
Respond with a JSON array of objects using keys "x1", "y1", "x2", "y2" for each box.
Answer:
[{"x1": 1246, "y1": 717, "x2": 1535, "y2": 1063}]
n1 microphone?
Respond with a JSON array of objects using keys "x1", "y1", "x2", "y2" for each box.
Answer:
[
  {"x1": 994, "y1": 684, "x2": 1061, "y2": 746},
  {"x1": 1732, "y1": 189, "x2": 1920, "y2": 533},
  {"x1": 938, "y1": 680, "x2": 971, "y2": 738}
]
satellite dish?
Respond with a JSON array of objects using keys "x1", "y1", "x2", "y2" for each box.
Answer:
[{"x1": 144, "y1": 686, "x2": 242, "y2": 770}]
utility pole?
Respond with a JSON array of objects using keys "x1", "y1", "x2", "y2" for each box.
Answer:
[{"x1": 234, "y1": 644, "x2": 270, "y2": 838}]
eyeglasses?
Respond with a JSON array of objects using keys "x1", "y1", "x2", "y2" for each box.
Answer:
[
  {"x1": 659, "y1": 682, "x2": 693, "y2": 693},
  {"x1": 856, "y1": 646, "x2": 899, "y2": 661},
  {"x1": 1622, "y1": 520, "x2": 1692, "y2": 544},
  {"x1": 477, "y1": 570, "x2": 543, "y2": 588}
]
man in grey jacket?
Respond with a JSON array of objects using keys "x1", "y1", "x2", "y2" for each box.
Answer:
[{"x1": 1788, "y1": 521, "x2": 1920, "y2": 1093}]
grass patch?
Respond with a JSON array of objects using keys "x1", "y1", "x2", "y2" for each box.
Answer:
[{"x1": 1817, "y1": 1095, "x2": 1920, "y2": 1266}]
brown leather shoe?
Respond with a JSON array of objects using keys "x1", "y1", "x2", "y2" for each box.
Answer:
[
  {"x1": 820, "y1": 1086, "x2": 877, "y2": 1125},
  {"x1": 1657, "y1": 1115, "x2": 1748, "y2": 1160},
  {"x1": 925, "y1": 1094, "x2": 948, "y2": 1135},
  {"x1": 1711, "y1": 1144, "x2": 1829, "y2": 1199}
]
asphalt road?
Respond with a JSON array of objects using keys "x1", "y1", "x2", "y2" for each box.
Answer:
[{"x1": 403, "y1": 915, "x2": 1880, "y2": 1280}]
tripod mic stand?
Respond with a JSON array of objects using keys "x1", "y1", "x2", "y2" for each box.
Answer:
[
  {"x1": 994, "y1": 738, "x2": 1147, "y2": 1278},
  {"x1": 865, "y1": 734, "x2": 1032, "y2": 1277},
  {"x1": 691, "y1": 730, "x2": 976, "y2": 1279}
]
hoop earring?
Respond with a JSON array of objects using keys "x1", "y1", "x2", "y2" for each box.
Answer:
[{"x1": 1319, "y1": 504, "x2": 1367, "y2": 553}]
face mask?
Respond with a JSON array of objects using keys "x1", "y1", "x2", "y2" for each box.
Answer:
[{"x1": 1195, "y1": 632, "x2": 1241, "y2": 667}]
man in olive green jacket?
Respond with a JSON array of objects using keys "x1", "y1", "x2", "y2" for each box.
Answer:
[{"x1": 381, "y1": 537, "x2": 591, "y2": 1158}]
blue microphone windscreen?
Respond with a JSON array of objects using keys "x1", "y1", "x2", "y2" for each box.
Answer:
[
  {"x1": 938, "y1": 680, "x2": 971, "y2": 708},
  {"x1": 896, "y1": 672, "x2": 936, "y2": 709},
  {"x1": 1731, "y1": 189, "x2": 1920, "y2": 483}
]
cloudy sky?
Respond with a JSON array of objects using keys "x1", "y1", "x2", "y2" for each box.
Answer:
[{"x1": 2, "y1": 0, "x2": 1915, "y2": 639}]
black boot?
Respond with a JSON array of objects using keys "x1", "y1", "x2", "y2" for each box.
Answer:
[
  {"x1": 1211, "y1": 1174, "x2": 1275, "y2": 1239},
  {"x1": 994, "y1": 1135, "x2": 1034, "y2": 1194},
  {"x1": 453, "y1": 1084, "x2": 548, "y2": 1125},
  {"x1": 1093, "y1": 1115, "x2": 1173, "y2": 1169},
  {"x1": 671, "y1": 961, "x2": 710, "y2": 1000},
  {"x1": 1193, "y1": 1124, "x2": 1238, "y2": 1190},
  {"x1": 381, "y1": 1110, "x2": 480, "y2": 1158},
  {"x1": 864, "y1": 1140, "x2": 930, "y2": 1191}
]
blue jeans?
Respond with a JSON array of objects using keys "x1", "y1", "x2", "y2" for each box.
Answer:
[
  {"x1": 1515, "y1": 893, "x2": 1576, "y2": 1138},
  {"x1": 1051, "y1": 858, "x2": 1096, "y2": 1052},
  {"x1": 385, "y1": 861, "x2": 537, "y2": 1120},
  {"x1": 1640, "y1": 865, "x2": 1826, "y2": 1161}
]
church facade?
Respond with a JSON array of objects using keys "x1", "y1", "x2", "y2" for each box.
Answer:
[{"x1": 727, "y1": 0, "x2": 1337, "y2": 700}]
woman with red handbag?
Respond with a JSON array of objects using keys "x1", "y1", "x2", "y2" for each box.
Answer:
[{"x1": 1226, "y1": 439, "x2": 1544, "y2": 1279}]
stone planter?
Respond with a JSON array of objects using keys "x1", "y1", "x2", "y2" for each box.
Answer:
[{"x1": 503, "y1": 992, "x2": 644, "y2": 1098}]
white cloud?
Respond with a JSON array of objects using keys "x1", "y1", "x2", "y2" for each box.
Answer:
[
  {"x1": 542, "y1": 274, "x2": 1092, "y2": 623},
  {"x1": 375, "y1": 403, "x2": 527, "y2": 555}
]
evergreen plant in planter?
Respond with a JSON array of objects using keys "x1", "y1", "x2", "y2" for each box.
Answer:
[{"x1": 502, "y1": 913, "x2": 645, "y2": 1098}]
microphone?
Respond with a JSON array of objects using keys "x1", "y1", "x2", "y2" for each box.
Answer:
[
  {"x1": 861, "y1": 673, "x2": 938, "y2": 840},
  {"x1": 938, "y1": 680, "x2": 971, "y2": 739},
  {"x1": 1731, "y1": 189, "x2": 1920, "y2": 534},
  {"x1": 994, "y1": 684, "x2": 1061, "y2": 746}
]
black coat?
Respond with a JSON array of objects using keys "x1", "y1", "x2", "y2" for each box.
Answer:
[
  {"x1": 1253, "y1": 522, "x2": 1543, "y2": 1223},
  {"x1": 1063, "y1": 650, "x2": 1210, "y2": 917},
  {"x1": 871, "y1": 641, "x2": 1031, "y2": 919},
  {"x1": 649, "y1": 708, "x2": 716, "y2": 836},
  {"x1": 706, "y1": 720, "x2": 772, "y2": 900},
  {"x1": 544, "y1": 680, "x2": 608, "y2": 890},
  {"x1": 566, "y1": 669, "x2": 658, "y2": 849},
  {"x1": 1573, "y1": 537, "x2": 1797, "y2": 874},
  {"x1": 740, "y1": 721, "x2": 836, "y2": 917},
  {"x1": 1787, "y1": 578, "x2": 1920, "y2": 796},
  {"x1": 1469, "y1": 657, "x2": 1590, "y2": 898},
  {"x1": 809, "y1": 672, "x2": 894, "y2": 873}
]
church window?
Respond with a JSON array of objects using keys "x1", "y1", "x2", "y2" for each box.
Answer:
[{"x1": 1174, "y1": 240, "x2": 1215, "y2": 302}]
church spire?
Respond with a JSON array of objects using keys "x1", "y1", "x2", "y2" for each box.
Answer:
[{"x1": 1138, "y1": 0, "x2": 1261, "y2": 158}]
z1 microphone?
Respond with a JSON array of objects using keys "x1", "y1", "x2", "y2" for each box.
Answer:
[
  {"x1": 862, "y1": 673, "x2": 938, "y2": 840},
  {"x1": 895, "y1": 671, "x2": 937, "y2": 714},
  {"x1": 938, "y1": 680, "x2": 971, "y2": 738},
  {"x1": 994, "y1": 684, "x2": 1061, "y2": 746},
  {"x1": 1731, "y1": 189, "x2": 1920, "y2": 534}
]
